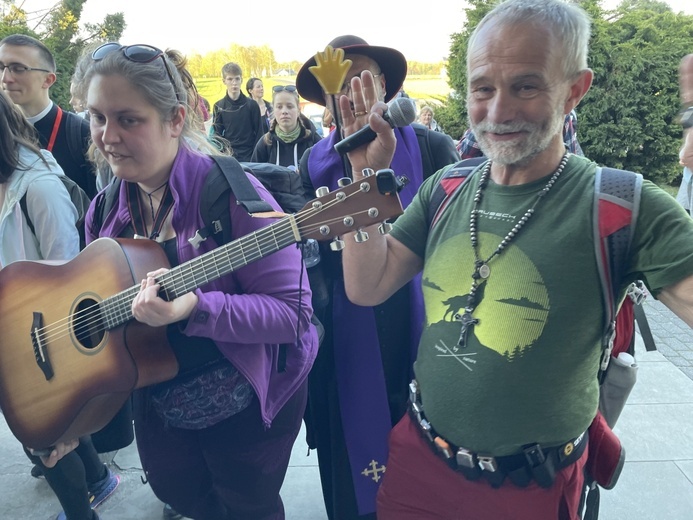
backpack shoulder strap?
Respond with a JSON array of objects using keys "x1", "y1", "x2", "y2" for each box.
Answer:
[
  {"x1": 209, "y1": 155, "x2": 274, "y2": 214},
  {"x1": 20, "y1": 175, "x2": 90, "y2": 237},
  {"x1": 413, "y1": 123, "x2": 434, "y2": 177},
  {"x1": 19, "y1": 192, "x2": 36, "y2": 236},
  {"x1": 64, "y1": 111, "x2": 87, "y2": 164},
  {"x1": 427, "y1": 157, "x2": 487, "y2": 229},
  {"x1": 91, "y1": 177, "x2": 122, "y2": 237},
  {"x1": 593, "y1": 166, "x2": 643, "y2": 370},
  {"x1": 192, "y1": 155, "x2": 274, "y2": 249}
]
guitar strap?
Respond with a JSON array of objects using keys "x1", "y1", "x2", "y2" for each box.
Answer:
[{"x1": 125, "y1": 181, "x2": 175, "y2": 240}]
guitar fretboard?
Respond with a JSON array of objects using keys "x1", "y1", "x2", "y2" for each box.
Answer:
[{"x1": 99, "y1": 216, "x2": 300, "y2": 329}]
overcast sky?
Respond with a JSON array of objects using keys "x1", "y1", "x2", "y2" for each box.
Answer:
[{"x1": 19, "y1": 0, "x2": 693, "y2": 64}]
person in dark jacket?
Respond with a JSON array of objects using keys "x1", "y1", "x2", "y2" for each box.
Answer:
[
  {"x1": 296, "y1": 35, "x2": 459, "y2": 520},
  {"x1": 0, "y1": 34, "x2": 96, "y2": 198},
  {"x1": 211, "y1": 62, "x2": 263, "y2": 162},
  {"x1": 251, "y1": 85, "x2": 322, "y2": 170}
]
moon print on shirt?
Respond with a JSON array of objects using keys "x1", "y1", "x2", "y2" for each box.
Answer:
[{"x1": 423, "y1": 231, "x2": 549, "y2": 359}]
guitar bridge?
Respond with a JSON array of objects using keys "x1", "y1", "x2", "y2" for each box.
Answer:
[{"x1": 31, "y1": 311, "x2": 54, "y2": 381}]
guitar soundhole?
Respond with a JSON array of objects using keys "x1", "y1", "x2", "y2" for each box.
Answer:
[{"x1": 73, "y1": 298, "x2": 105, "y2": 349}]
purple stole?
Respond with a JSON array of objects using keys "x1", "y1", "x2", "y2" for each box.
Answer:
[{"x1": 308, "y1": 127, "x2": 425, "y2": 515}]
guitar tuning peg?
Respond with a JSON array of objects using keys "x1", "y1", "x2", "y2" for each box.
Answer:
[
  {"x1": 315, "y1": 186, "x2": 330, "y2": 197},
  {"x1": 337, "y1": 177, "x2": 352, "y2": 187},
  {"x1": 378, "y1": 222, "x2": 393, "y2": 235},
  {"x1": 354, "y1": 229, "x2": 369, "y2": 243},
  {"x1": 330, "y1": 238, "x2": 345, "y2": 251}
]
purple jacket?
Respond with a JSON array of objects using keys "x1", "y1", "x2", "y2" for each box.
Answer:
[{"x1": 85, "y1": 146, "x2": 318, "y2": 426}]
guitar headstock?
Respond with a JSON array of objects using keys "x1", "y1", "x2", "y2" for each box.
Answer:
[{"x1": 297, "y1": 170, "x2": 404, "y2": 242}]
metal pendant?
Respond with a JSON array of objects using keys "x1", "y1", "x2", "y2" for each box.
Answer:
[{"x1": 478, "y1": 263, "x2": 491, "y2": 279}]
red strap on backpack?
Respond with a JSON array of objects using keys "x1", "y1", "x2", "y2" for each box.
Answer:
[
  {"x1": 611, "y1": 297, "x2": 635, "y2": 357},
  {"x1": 47, "y1": 107, "x2": 63, "y2": 153}
]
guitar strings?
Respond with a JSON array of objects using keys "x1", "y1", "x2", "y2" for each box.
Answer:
[
  {"x1": 35, "y1": 196, "x2": 363, "y2": 346},
  {"x1": 33, "y1": 185, "x2": 387, "y2": 348}
]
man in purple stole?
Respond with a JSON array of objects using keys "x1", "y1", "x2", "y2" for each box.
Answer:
[{"x1": 296, "y1": 35, "x2": 459, "y2": 520}]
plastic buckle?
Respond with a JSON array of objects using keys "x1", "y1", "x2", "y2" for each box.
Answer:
[
  {"x1": 600, "y1": 323, "x2": 615, "y2": 372},
  {"x1": 187, "y1": 229, "x2": 208, "y2": 249},
  {"x1": 627, "y1": 281, "x2": 646, "y2": 305}
]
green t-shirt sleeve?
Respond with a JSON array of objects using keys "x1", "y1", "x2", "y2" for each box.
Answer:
[
  {"x1": 629, "y1": 180, "x2": 693, "y2": 295},
  {"x1": 389, "y1": 165, "x2": 455, "y2": 259}
]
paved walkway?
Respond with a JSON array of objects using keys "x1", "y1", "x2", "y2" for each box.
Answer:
[{"x1": 0, "y1": 296, "x2": 692, "y2": 519}]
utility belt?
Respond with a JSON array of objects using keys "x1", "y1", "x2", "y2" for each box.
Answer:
[{"x1": 408, "y1": 380, "x2": 588, "y2": 489}]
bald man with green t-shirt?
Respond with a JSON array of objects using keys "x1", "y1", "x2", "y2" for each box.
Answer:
[{"x1": 335, "y1": 0, "x2": 693, "y2": 518}]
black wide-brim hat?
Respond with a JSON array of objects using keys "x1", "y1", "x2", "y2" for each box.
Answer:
[{"x1": 296, "y1": 35, "x2": 407, "y2": 106}]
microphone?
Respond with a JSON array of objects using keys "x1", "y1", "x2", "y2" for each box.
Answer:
[{"x1": 333, "y1": 97, "x2": 418, "y2": 155}]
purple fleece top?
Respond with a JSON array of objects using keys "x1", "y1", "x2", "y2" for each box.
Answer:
[{"x1": 85, "y1": 146, "x2": 318, "y2": 426}]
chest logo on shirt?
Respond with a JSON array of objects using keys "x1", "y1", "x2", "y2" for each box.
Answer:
[{"x1": 422, "y1": 232, "x2": 549, "y2": 361}]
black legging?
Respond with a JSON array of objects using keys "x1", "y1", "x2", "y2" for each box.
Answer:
[{"x1": 25, "y1": 435, "x2": 105, "y2": 520}]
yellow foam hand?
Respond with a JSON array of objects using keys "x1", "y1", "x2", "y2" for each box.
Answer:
[{"x1": 309, "y1": 46, "x2": 352, "y2": 96}]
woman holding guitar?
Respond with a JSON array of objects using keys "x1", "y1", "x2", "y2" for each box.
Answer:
[
  {"x1": 0, "y1": 91, "x2": 120, "y2": 519},
  {"x1": 82, "y1": 43, "x2": 318, "y2": 519}
]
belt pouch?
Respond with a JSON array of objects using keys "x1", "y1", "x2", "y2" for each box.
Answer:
[
  {"x1": 524, "y1": 444, "x2": 556, "y2": 489},
  {"x1": 599, "y1": 353, "x2": 638, "y2": 428},
  {"x1": 586, "y1": 411, "x2": 626, "y2": 489}
]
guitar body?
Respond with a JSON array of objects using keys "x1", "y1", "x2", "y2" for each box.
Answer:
[
  {"x1": 0, "y1": 238, "x2": 179, "y2": 448},
  {"x1": 0, "y1": 171, "x2": 405, "y2": 449}
]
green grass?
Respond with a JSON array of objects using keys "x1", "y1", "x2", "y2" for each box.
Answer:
[{"x1": 195, "y1": 75, "x2": 452, "y2": 107}]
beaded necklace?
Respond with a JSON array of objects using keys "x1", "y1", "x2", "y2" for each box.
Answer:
[{"x1": 455, "y1": 151, "x2": 570, "y2": 348}]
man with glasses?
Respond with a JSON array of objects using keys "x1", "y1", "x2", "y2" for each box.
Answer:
[
  {"x1": 211, "y1": 62, "x2": 264, "y2": 162},
  {"x1": 295, "y1": 35, "x2": 459, "y2": 520},
  {"x1": 0, "y1": 34, "x2": 95, "y2": 198}
]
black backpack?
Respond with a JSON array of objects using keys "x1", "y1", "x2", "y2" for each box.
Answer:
[
  {"x1": 20, "y1": 174, "x2": 91, "y2": 250},
  {"x1": 196, "y1": 157, "x2": 303, "y2": 247},
  {"x1": 64, "y1": 109, "x2": 89, "y2": 168}
]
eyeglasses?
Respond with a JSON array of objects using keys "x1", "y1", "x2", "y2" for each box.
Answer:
[
  {"x1": 340, "y1": 73, "x2": 382, "y2": 95},
  {"x1": 0, "y1": 64, "x2": 51, "y2": 76},
  {"x1": 272, "y1": 85, "x2": 297, "y2": 93},
  {"x1": 92, "y1": 43, "x2": 181, "y2": 103}
]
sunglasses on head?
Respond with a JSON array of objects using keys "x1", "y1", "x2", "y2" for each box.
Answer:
[
  {"x1": 272, "y1": 85, "x2": 297, "y2": 93},
  {"x1": 92, "y1": 43, "x2": 181, "y2": 103}
]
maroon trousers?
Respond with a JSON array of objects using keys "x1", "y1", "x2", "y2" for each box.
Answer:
[{"x1": 377, "y1": 414, "x2": 588, "y2": 520}]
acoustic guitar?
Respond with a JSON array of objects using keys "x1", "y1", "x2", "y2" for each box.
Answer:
[{"x1": 0, "y1": 171, "x2": 404, "y2": 449}]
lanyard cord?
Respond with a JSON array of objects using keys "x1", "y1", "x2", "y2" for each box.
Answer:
[{"x1": 125, "y1": 181, "x2": 174, "y2": 240}]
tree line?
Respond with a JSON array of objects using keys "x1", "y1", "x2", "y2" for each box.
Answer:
[
  {"x1": 3, "y1": 0, "x2": 691, "y2": 185},
  {"x1": 438, "y1": 0, "x2": 693, "y2": 185}
]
